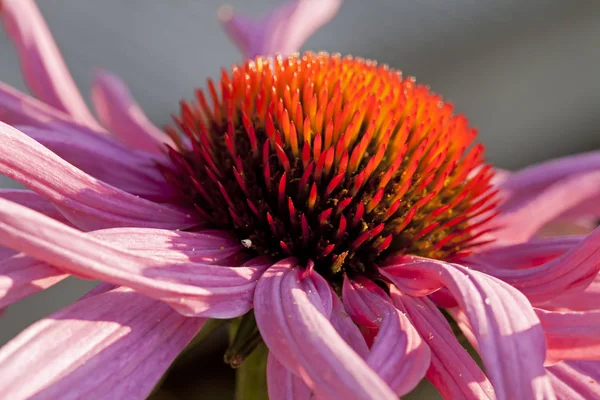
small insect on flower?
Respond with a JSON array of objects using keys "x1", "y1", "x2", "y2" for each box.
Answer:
[{"x1": 0, "y1": 1, "x2": 599, "y2": 400}]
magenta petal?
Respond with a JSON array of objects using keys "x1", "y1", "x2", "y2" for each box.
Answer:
[
  {"x1": 219, "y1": 0, "x2": 342, "y2": 58},
  {"x1": 254, "y1": 259, "x2": 397, "y2": 399},
  {"x1": 381, "y1": 256, "x2": 554, "y2": 399},
  {"x1": 468, "y1": 228, "x2": 600, "y2": 304},
  {"x1": 536, "y1": 308, "x2": 600, "y2": 364},
  {"x1": 546, "y1": 360, "x2": 600, "y2": 399},
  {"x1": 342, "y1": 277, "x2": 430, "y2": 396},
  {"x1": 330, "y1": 292, "x2": 369, "y2": 358},
  {"x1": 0, "y1": 199, "x2": 267, "y2": 317},
  {"x1": 0, "y1": 286, "x2": 204, "y2": 399},
  {"x1": 267, "y1": 354, "x2": 314, "y2": 400},
  {"x1": 91, "y1": 70, "x2": 175, "y2": 154},
  {"x1": 390, "y1": 288, "x2": 495, "y2": 399},
  {"x1": 1, "y1": 0, "x2": 100, "y2": 129},
  {"x1": 20, "y1": 125, "x2": 179, "y2": 203},
  {"x1": 0, "y1": 122, "x2": 197, "y2": 230}
]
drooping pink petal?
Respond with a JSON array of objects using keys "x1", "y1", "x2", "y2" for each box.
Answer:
[
  {"x1": 500, "y1": 151, "x2": 600, "y2": 208},
  {"x1": 219, "y1": 0, "x2": 342, "y2": 58},
  {"x1": 91, "y1": 70, "x2": 175, "y2": 154},
  {"x1": 494, "y1": 170, "x2": 600, "y2": 244},
  {"x1": 0, "y1": 81, "x2": 99, "y2": 130},
  {"x1": 467, "y1": 228, "x2": 600, "y2": 304},
  {"x1": 381, "y1": 256, "x2": 554, "y2": 399},
  {"x1": 330, "y1": 292, "x2": 369, "y2": 358},
  {"x1": 390, "y1": 288, "x2": 495, "y2": 399},
  {"x1": 0, "y1": 227, "x2": 244, "y2": 309},
  {"x1": 254, "y1": 259, "x2": 397, "y2": 399},
  {"x1": 0, "y1": 252, "x2": 67, "y2": 309},
  {"x1": 0, "y1": 286, "x2": 204, "y2": 399},
  {"x1": 536, "y1": 308, "x2": 600, "y2": 364},
  {"x1": 92, "y1": 227, "x2": 244, "y2": 264},
  {"x1": 546, "y1": 360, "x2": 600, "y2": 399},
  {"x1": 0, "y1": 122, "x2": 197, "y2": 230},
  {"x1": 0, "y1": 189, "x2": 70, "y2": 225},
  {"x1": 267, "y1": 354, "x2": 314, "y2": 400},
  {"x1": 20, "y1": 125, "x2": 179, "y2": 203},
  {"x1": 78, "y1": 282, "x2": 117, "y2": 301},
  {"x1": 0, "y1": 199, "x2": 268, "y2": 317},
  {"x1": 543, "y1": 274, "x2": 600, "y2": 312},
  {"x1": 1, "y1": 0, "x2": 100, "y2": 129},
  {"x1": 342, "y1": 276, "x2": 430, "y2": 396}
]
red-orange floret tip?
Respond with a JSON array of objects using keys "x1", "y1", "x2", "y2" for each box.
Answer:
[{"x1": 163, "y1": 52, "x2": 498, "y2": 282}]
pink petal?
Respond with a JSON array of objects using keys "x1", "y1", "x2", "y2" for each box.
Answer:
[
  {"x1": 330, "y1": 291, "x2": 369, "y2": 358},
  {"x1": 254, "y1": 259, "x2": 397, "y2": 399},
  {"x1": 0, "y1": 81, "x2": 98, "y2": 130},
  {"x1": 0, "y1": 189, "x2": 70, "y2": 225},
  {"x1": 342, "y1": 276, "x2": 430, "y2": 396},
  {"x1": 0, "y1": 122, "x2": 197, "y2": 230},
  {"x1": 0, "y1": 227, "x2": 244, "y2": 308},
  {"x1": 0, "y1": 252, "x2": 67, "y2": 309},
  {"x1": 536, "y1": 308, "x2": 600, "y2": 364},
  {"x1": 0, "y1": 286, "x2": 204, "y2": 399},
  {"x1": 500, "y1": 151, "x2": 600, "y2": 208},
  {"x1": 20, "y1": 125, "x2": 179, "y2": 203},
  {"x1": 546, "y1": 360, "x2": 600, "y2": 399},
  {"x1": 92, "y1": 227, "x2": 244, "y2": 264},
  {"x1": 494, "y1": 170, "x2": 600, "y2": 244},
  {"x1": 1, "y1": 0, "x2": 100, "y2": 129},
  {"x1": 219, "y1": 0, "x2": 342, "y2": 58},
  {"x1": 267, "y1": 354, "x2": 314, "y2": 400},
  {"x1": 543, "y1": 274, "x2": 600, "y2": 311},
  {"x1": 381, "y1": 256, "x2": 554, "y2": 399},
  {"x1": 0, "y1": 199, "x2": 268, "y2": 317},
  {"x1": 467, "y1": 228, "x2": 600, "y2": 304},
  {"x1": 91, "y1": 70, "x2": 175, "y2": 154},
  {"x1": 391, "y1": 288, "x2": 495, "y2": 399}
]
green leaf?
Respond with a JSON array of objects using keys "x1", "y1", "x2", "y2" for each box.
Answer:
[{"x1": 235, "y1": 342, "x2": 269, "y2": 400}]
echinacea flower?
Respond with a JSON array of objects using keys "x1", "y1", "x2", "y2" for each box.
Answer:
[{"x1": 1, "y1": 0, "x2": 599, "y2": 399}]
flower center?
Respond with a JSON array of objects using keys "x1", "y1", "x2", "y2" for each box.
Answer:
[{"x1": 164, "y1": 53, "x2": 498, "y2": 283}]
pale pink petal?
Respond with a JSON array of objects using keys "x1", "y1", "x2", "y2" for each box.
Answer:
[
  {"x1": 536, "y1": 308, "x2": 600, "y2": 364},
  {"x1": 546, "y1": 360, "x2": 600, "y2": 400},
  {"x1": 500, "y1": 151, "x2": 600, "y2": 208},
  {"x1": 342, "y1": 276, "x2": 430, "y2": 396},
  {"x1": 92, "y1": 227, "x2": 244, "y2": 264},
  {"x1": 254, "y1": 259, "x2": 397, "y2": 399},
  {"x1": 219, "y1": 0, "x2": 342, "y2": 58},
  {"x1": 91, "y1": 70, "x2": 175, "y2": 154},
  {"x1": 0, "y1": 189, "x2": 70, "y2": 225},
  {"x1": 381, "y1": 256, "x2": 554, "y2": 399},
  {"x1": 391, "y1": 288, "x2": 495, "y2": 399},
  {"x1": 0, "y1": 122, "x2": 197, "y2": 230},
  {"x1": 0, "y1": 199, "x2": 268, "y2": 317},
  {"x1": 267, "y1": 354, "x2": 314, "y2": 400},
  {"x1": 0, "y1": 286, "x2": 204, "y2": 399},
  {"x1": 1, "y1": 0, "x2": 100, "y2": 129},
  {"x1": 0, "y1": 227, "x2": 244, "y2": 308},
  {"x1": 467, "y1": 228, "x2": 600, "y2": 304},
  {"x1": 543, "y1": 274, "x2": 600, "y2": 311},
  {"x1": 0, "y1": 252, "x2": 67, "y2": 309},
  {"x1": 494, "y1": 170, "x2": 600, "y2": 243},
  {"x1": 20, "y1": 125, "x2": 179, "y2": 203}
]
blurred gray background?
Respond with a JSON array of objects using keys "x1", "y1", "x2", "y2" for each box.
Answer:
[{"x1": 1, "y1": 0, "x2": 599, "y2": 394}]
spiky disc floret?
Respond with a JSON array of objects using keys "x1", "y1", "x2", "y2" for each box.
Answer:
[{"x1": 164, "y1": 52, "x2": 498, "y2": 282}]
